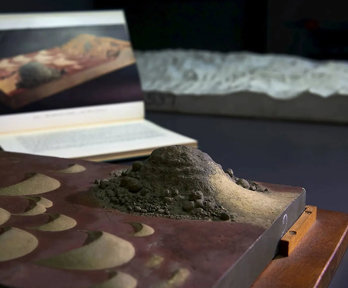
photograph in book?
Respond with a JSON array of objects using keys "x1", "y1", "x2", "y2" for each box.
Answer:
[{"x1": 0, "y1": 24, "x2": 142, "y2": 114}]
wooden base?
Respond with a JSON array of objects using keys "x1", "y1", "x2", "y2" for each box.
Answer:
[
  {"x1": 279, "y1": 205, "x2": 317, "y2": 256},
  {"x1": 252, "y1": 209, "x2": 348, "y2": 288}
]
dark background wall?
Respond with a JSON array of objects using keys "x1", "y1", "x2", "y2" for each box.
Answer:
[
  {"x1": 267, "y1": 0, "x2": 348, "y2": 60},
  {"x1": 1, "y1": 0, "x2": 347, "y2": 60}
]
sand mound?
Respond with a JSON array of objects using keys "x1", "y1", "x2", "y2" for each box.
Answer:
[{"x1": 93, "y1": 145, "x2": 296, "y2": 227}]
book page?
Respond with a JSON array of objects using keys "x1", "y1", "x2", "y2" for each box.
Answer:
[
  {"x1": 0, "y1": 119, "x2": 196, "y2": 159},
  {"x1": 0, "y1": 101, "x2": 144, "y2": 134},
  {"x1": 0, "y1": 11, "x2": 197, "y2": 160}
]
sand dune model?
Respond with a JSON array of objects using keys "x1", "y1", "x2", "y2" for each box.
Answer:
[
  {"x1": 0, "y1": 34, "x2": 135, "y2": 109},
  {"x1": 0, "y1": 146, "x2": 305, "y2": 288}
]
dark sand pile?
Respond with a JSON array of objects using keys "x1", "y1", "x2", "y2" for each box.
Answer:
[
  {"x1": 93, "y1": 145, "x2": 270, "y2": 222},
  {"x1": 18, "y1": 62, "x2": 62, "y2": 88}
]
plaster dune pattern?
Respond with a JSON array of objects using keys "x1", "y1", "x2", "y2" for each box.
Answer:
[
  {"x1": 90, "y1": 271, "x2": 137, "y2": 288},
  {"x1": 146, "y1": 254, "x2": 164, "y2": 269},
  {"x1": 34, "y1": 214, "x2": 77, "y2": 232},
  {"x1": 26, "y1": 196, "x2": 53, "y2": 208},
  {"x1": 136, "y1": 50, "x2": 348, "y2": 99},
  {"x1": 36, "y1": 231, "x2": 135, "y2": 270},
  {"x1": 34, "y1": 196, "x2": 53, "y2": 208},
  {"x1": 158, "y1": 268, "x2": 190, "y2": 288},
  {"x1": 0, "y1": 173, "x2": 60, "y2": 196},
  {"x1": 0, "y1": 208, "x2": 10, "y2": 225},
  {"x1": 57, "y1": 164, "x2": 86, "y2": 174},
  {"x1": 15, "y1": 198, "x2": 47, "y2": 216},
  {"x1": 130, "y1": 222, "x2": 155, "y2": 237},
  {"x1": 0, "y1": 227, "x2": 38, "y2": 261}
]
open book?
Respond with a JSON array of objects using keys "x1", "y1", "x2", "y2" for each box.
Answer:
[{"x1": 0, "y1": 11, "x2": 196, "y2": 161}]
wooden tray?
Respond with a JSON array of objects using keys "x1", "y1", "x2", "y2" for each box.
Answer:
[{"x1": 0, "y1": 151, "x2": 305, "y2": 288}]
